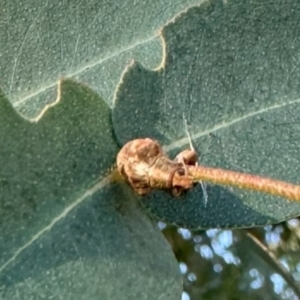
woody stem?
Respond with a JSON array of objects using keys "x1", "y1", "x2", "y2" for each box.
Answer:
[{"x1": 188, "y1": 165, "x2": 300, "y2": 202}]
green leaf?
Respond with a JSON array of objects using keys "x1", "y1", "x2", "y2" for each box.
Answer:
[
  {"x1": 0, "y1": 80, "x2": 181, "y2": 299},
  {"x1": 0, "y1": 0, "x2": 201, "y2": 118},
  {"x1": 112, "y1": 0, "x2": 300, "y2": 228}
]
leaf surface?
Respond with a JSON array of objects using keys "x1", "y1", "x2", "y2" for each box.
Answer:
[
  {"x1": 113, "y1": 0, "x2": 300, "y2": 228},
  {"x1": 0, "y1": 0, "x2": 201, "y2": 118},
  {"x1": 0, "y1": 81, "x2": 181, "y2": 299}
]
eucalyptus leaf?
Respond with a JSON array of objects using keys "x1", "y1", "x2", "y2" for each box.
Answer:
[
  {"x1": 112, "y1": 0, "x2": 300, "y2": 228},
  {"x1": 0, "y1": 80, "x2": 181, "y2": 299},
  {"x1": 0, "y1": 0, "x2": 201, "y2": 118}
]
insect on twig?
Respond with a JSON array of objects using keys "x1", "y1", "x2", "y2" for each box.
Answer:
[{"x1": 116, "y1": 138, "x2": 300, "y2": 203}]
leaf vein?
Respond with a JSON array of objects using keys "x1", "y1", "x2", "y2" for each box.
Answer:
[
  {"x1": 165, "y1": 98, "x2": 300, "y2": 152},
  {"x1": 14, "y1": 35, "x2": 158, "y2": 108},
  {"x1": 0, "y1": 176, "x2": 111, "y2": 274}
]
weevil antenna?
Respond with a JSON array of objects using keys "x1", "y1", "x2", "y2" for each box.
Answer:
[{"x1": 183, "y1": 114, "x2": 208, "y2": 206}]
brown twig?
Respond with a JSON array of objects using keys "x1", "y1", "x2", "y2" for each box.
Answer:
[
  {"x1": 188, "y1": 165, "x2": 300, "y2": 202},
  {"x1": 117, "y1": 138, "x2": 300, "y2": 201}
]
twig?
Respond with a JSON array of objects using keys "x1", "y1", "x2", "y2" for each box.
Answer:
[
  {"x1": 188, "y1": 165, "x2": 300, "y2": 202},
  {"x1": 116, "y1": 138, "x2": 300, "y2": 201}
]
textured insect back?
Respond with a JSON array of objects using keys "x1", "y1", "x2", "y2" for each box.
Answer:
[
  {"x1": 116, "y1": 138, "x2": 163, "y2": 195},
  {"x1": 117, "y1": 138, "x2": 195, "y2": 196}
]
